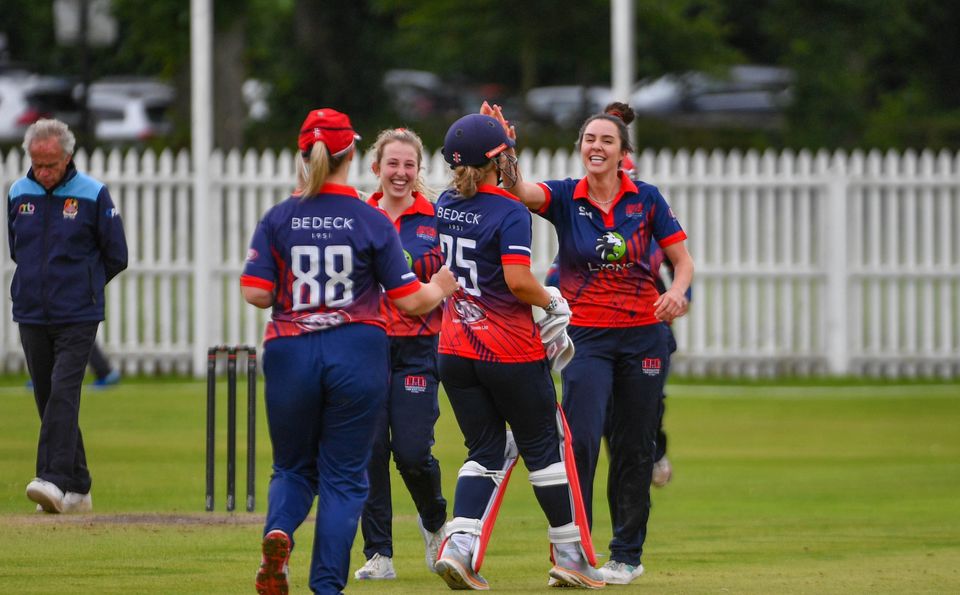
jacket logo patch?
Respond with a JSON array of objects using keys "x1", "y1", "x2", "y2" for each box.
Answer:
[
  {"x1": 62, "y1": 198, "x2": 79, "y2": 219},
  {"x1": 642, "y1": 357, "x2": 662, "y2": 376},
  {"x1": 18, "y1": 203, "x2": 35, "y2": 215},
  {"x1": 404, "y1": 375, "x2": 427, "y2": 394}
]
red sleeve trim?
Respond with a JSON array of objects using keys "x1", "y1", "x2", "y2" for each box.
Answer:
[
  {"x1": 386, "y1": 279, "x2": 420, "y2": 299},
  {"x1": 501, "y1": 254, "x2": 532, "y2": 267},
  {"x1": 658, "y1": 230, "x2": 688, "y2": 248},
  {"x1": 240, "y1": 274, "x2": 274, "y2": 291},
  {"x1": 535, "y1": 182, "x2": 552, "y2": 214}
]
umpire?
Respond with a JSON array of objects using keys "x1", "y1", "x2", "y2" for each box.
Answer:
[{"x1": 7, "y1": 119, "x2": 128, "y2": 513}]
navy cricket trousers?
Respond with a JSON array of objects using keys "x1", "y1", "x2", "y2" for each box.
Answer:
[
  {"x1": 438, "y1": 355, "x2": 572, "y2": 530},
  {"x1": 261, "y1": 324, "x2": 388, "y2": 595},
  {"x1": 562, "y1": 323, "x2": 672, "y2": 567},
  {"x1": 360, "y1": 335, "x2": 447, "y2": 559},
  {"x1": 19, "y1": 322, "x2": 99, "y2": 494}
]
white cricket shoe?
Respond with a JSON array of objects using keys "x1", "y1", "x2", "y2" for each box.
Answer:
[
  {"x1": 548, "y1": 544, "x2": 605, "y2": 589},
  {"x1": 354, "y1": 553, "x2": 396, "y2": 580},
  {"x1": 598, "y1": 560, "x2": 644, "y2": 584},
  {"x1": 418, "y1": 516, "x2": 444, "y2": 573},
  {"x1": 435, "y1": 545, "x2": 489, "y2": 590},
  {"x1": 652, "y1": 455, "x2": 673, "y2": 487},
  {"x1": 26, "y1": 478, "x2": 64, "y2": 513},
  {"x1": 547, "y1": 577, "x2": 577, "y2": 587},
  {"x1": 63, "y1": 491, "x2": 93, "y2": 513}
]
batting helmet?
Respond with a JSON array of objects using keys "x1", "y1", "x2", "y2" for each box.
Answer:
[{"x1": 442, "y1": 114, "x2": 515, "y2": 169}]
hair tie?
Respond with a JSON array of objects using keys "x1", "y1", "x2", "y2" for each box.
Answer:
[{"x1": 607, "y1": 109, "x2": 624, "y2": 120}]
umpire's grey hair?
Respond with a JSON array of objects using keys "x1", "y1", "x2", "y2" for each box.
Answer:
[{"x1": 22, "y1": 119, "x2": 76, "y2": 156}]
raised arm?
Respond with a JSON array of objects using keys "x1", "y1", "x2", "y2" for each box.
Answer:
[{"x1": 480, "y1": 101, "x2": 548, "y2": 212}]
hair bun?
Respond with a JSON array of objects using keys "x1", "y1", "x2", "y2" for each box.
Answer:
[{"x1": 604, "y1": 101, "x2": 635, "y2": 125}]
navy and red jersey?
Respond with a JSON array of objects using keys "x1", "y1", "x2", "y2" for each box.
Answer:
[
  {"x1": 436, "y1": 183, "x2": 544, "y2": 363},
  {"x1": 240, "y1": 183, "x2": 419, "y2": 343},
  {"x1": 366, "y1": 191, "x2": 443, "y2": 337},
  {"x1": 536, "y1": 172, "x2": 687, "y2": 328}
]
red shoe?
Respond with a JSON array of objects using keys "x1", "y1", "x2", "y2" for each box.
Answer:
[{"x1": 255, "y1": 529, "x2": 291, "y2": 594}]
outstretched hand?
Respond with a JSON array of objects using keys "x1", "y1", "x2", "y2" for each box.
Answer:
[{"x1": 481, "y1": 101, "x2": 516, "y2": 142}]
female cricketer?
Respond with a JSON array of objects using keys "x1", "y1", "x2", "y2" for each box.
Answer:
[
  {"x1": 353, "y1": 128, "x2": 447, "y2": 580},
  {"x1": 431, "y1": 113, "x2": 605, "y2": 590},
  {"x1": 240, "y1": 108, "x2": 457, "y2": 595},
  {"x1": 482, "y1": 100, "x2": 694, "y2": 585}
]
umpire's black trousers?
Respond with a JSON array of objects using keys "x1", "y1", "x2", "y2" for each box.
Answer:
[{"x1": 20, "y1": 322, "x2": 99, "y2": 494}]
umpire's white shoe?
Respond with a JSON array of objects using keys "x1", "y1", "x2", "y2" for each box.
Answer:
[
  {"x1": 26, "y1": 478, "x2": 64, "y2": 513},
  {"x1": 418, "y1": 516, "x2": 444, "y2": 573},
  {"x1": 652, "y1": 455, "x2": 673, "y2": 487},
  {"x1": 63, "y1": 491, "x2": 93, "y2": 513},
  {"x1": 598, "y1": 560, "x2": 644, "y2": 584},
  {"x1": 354, "y1": 553, "x2": 396, "y2": 580}
]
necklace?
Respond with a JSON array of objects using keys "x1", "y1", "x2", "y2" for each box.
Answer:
[{"x1": 588, "y1": 189, "x2": 617, "y2": 206}]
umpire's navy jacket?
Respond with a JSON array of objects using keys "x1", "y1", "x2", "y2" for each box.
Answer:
[{"x1": 7, "y1": 161, "x2": 128, "y2": 324}]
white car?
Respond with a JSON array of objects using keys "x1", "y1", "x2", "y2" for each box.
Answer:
[
  {"x1": 0, "y1": 72, "x2": 83, "y2": 143},
  {"x1": 87, "y1": 78, "x2": 174, "y2": 143}
]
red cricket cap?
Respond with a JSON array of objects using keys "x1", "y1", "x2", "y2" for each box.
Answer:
[{"x1": 298, "y1": 108, "x2": 361, "y2": 157}]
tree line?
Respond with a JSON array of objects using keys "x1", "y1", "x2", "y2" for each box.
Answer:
[{"x1": 2, "y1": 0, "x2": 958, "y2": 152}]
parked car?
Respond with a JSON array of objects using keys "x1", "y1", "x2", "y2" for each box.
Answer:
[
  {"x1": 631, "y1": 65, "x2": 793, "y2": 121},
  {"x1": 87, "y1": 78, "x2": 174, "y2": 143},
  {"x1": 382, "y1": 69, "x2": 460, "y2": 121},
  {"x1": 0, "y1": 72, "x2": 83, "y2": 142},
  {"x1": 525, "y1": 85, "x2": 612, "y2": 128}
]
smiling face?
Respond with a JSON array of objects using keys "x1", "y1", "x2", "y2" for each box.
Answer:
[
  {"x1": 29, "y1": 137, "x2": 71, "y2": 190},
  {"x1": 579, "y1": 118, "x2": 627, "y2": 177},
  {"x1": 372, "y1": 140, "x2": 420, "y2": 203}
]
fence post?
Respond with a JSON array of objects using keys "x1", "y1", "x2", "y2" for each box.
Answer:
[
  {"x1": 823, "y1": 157, "x2": 849, "y2": 374},
  {"x1": 191, "y1": 0, "x2": 214, "y2": 377}
]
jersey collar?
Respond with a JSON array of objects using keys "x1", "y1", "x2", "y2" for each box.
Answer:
[
  {"x1": 366, "y1": 191, "x2": 435, "y2": 216},
  {"x1": 477, "y1": 183, "x2": 521, "y2": 202},
  {"x1": 317, "y1": 182, "x2": 360, "y2": 198},
  {"x1": 572, "y1": 172, "x2": 638, "y2": 206}
]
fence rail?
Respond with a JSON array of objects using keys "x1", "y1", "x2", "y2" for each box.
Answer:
[{"x1": 2, "y1": 147, "x2": 958, "y2": 377}]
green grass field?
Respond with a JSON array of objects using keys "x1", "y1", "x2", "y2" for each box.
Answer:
[{"x1": 0, "y1": 376, "x2": 958, "y2": 594}]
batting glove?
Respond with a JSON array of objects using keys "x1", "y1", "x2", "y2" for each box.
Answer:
[
  {"x1": 544, "y1": 328, "x2": 575, "y2": 371},
  {"x1": 539, "y1": 286, "x2": 571, "y2": 343}
]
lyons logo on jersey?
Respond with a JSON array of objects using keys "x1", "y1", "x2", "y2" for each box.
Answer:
[
  {"x1": 62, "y1": 198, "x2": 79, "y2": 219},
  {"x1": 404, "y1": 375, "x2": 428, "y2": 394},
  {"x1": 641, "y1": 357, "x2": 662, "y2": 376},
  {"x1": 404, "y1": 249, "x2": 413, "y2": 269},
  {"x1": 595, "y1": 231, "x2": 626, "y2": 261}
]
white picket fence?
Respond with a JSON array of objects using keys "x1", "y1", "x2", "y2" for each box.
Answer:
[{"x1": 2, "y1": 147, "x2": 959, "y2": 378}]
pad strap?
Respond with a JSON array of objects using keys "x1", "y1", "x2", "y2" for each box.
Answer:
[
  {"x1": 548, "y1": 522, "x2": 581, "y2": 544},
  {"x1": 446, "y1": 516, "x2": 483, "y2": 537},
  {"x1": 528, "y1": 461, "x2": 568, "y2": 487}
]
